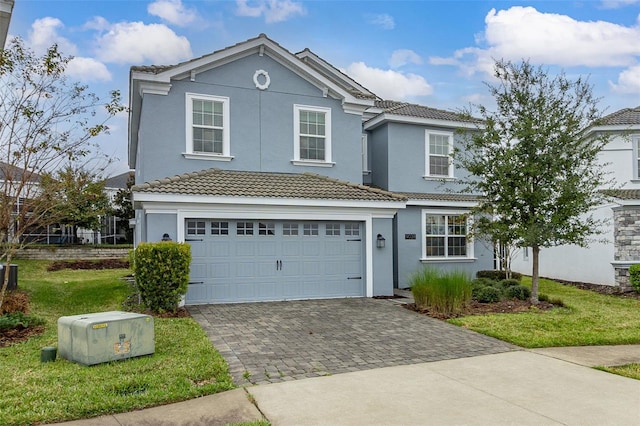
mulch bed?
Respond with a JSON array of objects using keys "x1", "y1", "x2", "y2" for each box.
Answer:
[
  {"x1": 47, "y1": 258, "x2": 129, "y2": 271},
  {"x1": 0, "y1": 325, "x2": 44, "y2": 347},
  {"x1": 405, "y1": 299, "x2": 557, "y2": 320}
]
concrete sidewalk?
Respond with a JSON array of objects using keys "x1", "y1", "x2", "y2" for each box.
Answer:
[{"x1": 54, "y1": 347, "x2": 640, "y2": 426}]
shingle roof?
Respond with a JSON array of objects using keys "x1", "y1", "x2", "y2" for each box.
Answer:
[
  {"x1": 602, "y1": 189, "x2": 640, "y2": 200},
  {"x1": 370, "y1": 101, "x2": 482, "y2": 124},
  {"x1": 0, "y1": 161, "x2": 42, "y2": 183},
  {"x1": 133, "y1": 169, "x2": 406, "y2": 202},
  {"x1": 397, "y1": 192, "x2": 482, "y2": 202},
  {"x1": 104, "y1": 171, "x2": 134, "y2": 189},
  {"x1": 598, "y1": 107, "x2": 640, "y2": 126}
]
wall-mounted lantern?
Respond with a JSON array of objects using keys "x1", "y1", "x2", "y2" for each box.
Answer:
[
  {"x1": 161, "y1": 233, "x2": 172, "y2": 241},
  {"x1": 376, "y1": 234, "x2": 386, "y2": 249}
]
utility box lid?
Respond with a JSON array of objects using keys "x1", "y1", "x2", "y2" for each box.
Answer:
[{"x1": 58, "y1": 311, "x2": 155, "y2": 365}]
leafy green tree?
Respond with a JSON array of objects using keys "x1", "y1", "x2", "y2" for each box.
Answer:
[
  {"x1": 40, "y1": 166, "x2": 111, "y2": 240},
  {"x1": 0, "y1": 37, "x2": 125, "y2": 311},
  {"x1": 454, "y1": 59, "x2": 612, "y2": 303},
  {"x1": 111, "y1": 173, "x2": 134, "y2": 243}
]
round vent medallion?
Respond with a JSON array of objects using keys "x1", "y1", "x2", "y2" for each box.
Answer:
[{"x1": 253, "y1": 69, "x2": 270, "y2": 90}]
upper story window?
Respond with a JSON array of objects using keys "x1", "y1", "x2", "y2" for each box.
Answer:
[
  {"x1": 425, "y1": 130, "x2": 453, "y2": 178},
  {"x1": 362, "y1": 134, "x2": 369, "y2": 174},
  {"x1": 421, "y1": 210, "x2": 474, "y2": 260},
  {"x1": 292, "y1": 105, "x2": 334, "y2": 167},
  {"x1": 634, "y1": 135, "x2": 640, "y2": 180},
  {"x1": 184, "y1": 93, "x2": 232, "y2": 161}
]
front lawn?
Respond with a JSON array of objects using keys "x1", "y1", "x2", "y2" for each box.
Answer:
[
  {"x1": 0, "y1": 260, "x2": 234, "y2": 426},
  {"x1": 448, "y1": 277, "x2": 640, "y2": 348}
]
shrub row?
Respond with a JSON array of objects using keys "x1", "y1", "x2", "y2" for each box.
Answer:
[
  {"x1": 476, "y1": 270, "x2": 522, "y2": 281},
  {"x1": 471, "y1": 278, "x2": 531, "y2": 303}
]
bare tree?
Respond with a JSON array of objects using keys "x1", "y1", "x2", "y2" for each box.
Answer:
[{"x1": 0, "y1": 38, "x2": 125, "y2": 310}]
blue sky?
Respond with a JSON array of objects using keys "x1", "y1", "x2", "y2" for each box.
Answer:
[{"x1": 7, "y1": 0, "x2": 640, "y2": 175}]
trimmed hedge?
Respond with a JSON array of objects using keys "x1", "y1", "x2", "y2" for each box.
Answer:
[
  {"x1": 630, "y1": 264, "x2": 640, "y2": 292},
  {"x1": 131, "y1": 242, "x2": 191, "y2": 313},
  {"x1": 476, "y1": 270, "x2": 522, "y2": 281}
]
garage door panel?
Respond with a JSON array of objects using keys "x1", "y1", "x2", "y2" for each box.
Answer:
[
  {"x1": 210, "y1": 262, "x2": 230, "y2": 278},
  {"x1": 236, "y1": 240, "x2": 258, "y2": 256},
  {"x1": 186, "y1": 282, "x2": 208, "y2": 304},
  {"x1": 235, "y1": 262, "x2": 258, "y2": 278},
  {"x1": 211, "y1": 241, "x2": 231, "y2": 257},
  {"x1": 186, "y1": 219, "x2": 364, "y2": 303},
  {"x1": 281, "y1": 241, "x2": 301, "y2": 255}
]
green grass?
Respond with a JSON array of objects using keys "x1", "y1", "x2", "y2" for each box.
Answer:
[
  {"x1": 448, "y1": 276, "x2": 640, "y2": 348},
  {"x1": 0, "y1": 260, "x2": 234, "y2": 426},
  {"x1": 598, "y1": 364, "x2": 640, "y2": 380}
]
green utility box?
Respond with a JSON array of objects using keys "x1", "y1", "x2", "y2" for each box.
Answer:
[{"x1": 58, "y1": 311, "x2": 155, "y2": 365}]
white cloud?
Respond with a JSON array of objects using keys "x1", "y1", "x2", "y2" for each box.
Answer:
[
  {"x1": 389, "y1": 49, "x2": 422, "y2": 68},
  {"x1": 148, "y1": 0, "x2": 198, "y2": 26},
  {"x1": 368, "y1": 13, "x2": 395, "y2": 30},
  {"x1": 66, "y1": 57, "x2": 112, "y2": 82},
  {"x1": 344, "y1": 62, "x2": 432, "y2": 100},
  {"x1": 600, "y1": 0, "x2": 640, "y2": 8},
  {"x1": 609, "y1": 64, "x2": 640, "y2": 94},
  {"x1": 435, "y1": 6, "x2": 640, "y2": 76},
  {"x1": 94, "y1": 21, "x2": 192, "y2": 64},
  {"x1": 28, "y1": 17, "x2": 78, "y2": 56},
  {"x1": 235, "y1": 0, "x2": 306, "y2": 23}
]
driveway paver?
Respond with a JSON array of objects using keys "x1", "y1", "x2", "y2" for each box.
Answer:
[{"x1": 188, "y1": 297, "x2": 517, "y2": 385}]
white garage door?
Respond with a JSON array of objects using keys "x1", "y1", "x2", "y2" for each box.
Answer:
[{"x1": 185, "y1": 219, "x2": 364, "y2": 304}]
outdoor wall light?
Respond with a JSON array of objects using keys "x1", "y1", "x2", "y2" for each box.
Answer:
[
  {"x1": 161, "y1": 233, "x2": 172, "y2": 241},
  {"x1": 376, "y1": 234, "x2": 386, "y2": 249}
]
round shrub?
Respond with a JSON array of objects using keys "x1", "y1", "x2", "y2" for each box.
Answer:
[
  {"x1": 505, "y1": 285, "x2": 531, "y2": 301},
  {"x1": 629, "y1": 264, "x2": 640, "y2": 292},
  {"x1": 475, "y1": 286, "x2": 502, "y2": 303},
  {"x1": 500, "y1": 279, "x2": 520, "y2": 289}
]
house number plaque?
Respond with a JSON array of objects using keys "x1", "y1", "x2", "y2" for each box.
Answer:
[{"x1": 405, "y1": 234, "x2": 416, "y2": 240}]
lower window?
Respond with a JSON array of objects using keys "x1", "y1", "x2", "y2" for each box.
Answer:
[{"x1": 423, "y1": 211, "x2": 472, "y2": 259}]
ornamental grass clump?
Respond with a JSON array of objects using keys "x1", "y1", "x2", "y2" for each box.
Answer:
[{"x1": 410, "y1": 267, "x2": 472, "y2": 316}]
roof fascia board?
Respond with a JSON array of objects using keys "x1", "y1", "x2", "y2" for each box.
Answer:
[
  {"x1": 588, "y1": 124, "x2": 640, "y2": 134},
  {"x1": 132, "y1": 192, "x2": 406, "y2": 210},
  {"x1": 364, "y1": 113, "x2": 481, "y2": 131},
  {"x1": 296, "y1": 49, "x2": 376, "y2": 98},
  {"x1": 406, "y1": 199, "x2": 478, "y2": 208}
]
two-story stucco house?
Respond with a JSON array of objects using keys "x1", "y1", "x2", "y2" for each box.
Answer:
[
  {"x1": 129, "y1": 34, "x2": 492, "y2": 304},
  {"x1": 511, "y1": 106, "x2": 640, "y2": 289}
]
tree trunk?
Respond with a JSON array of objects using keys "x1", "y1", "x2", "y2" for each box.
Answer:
[
  {"x1": 0, "y1": 249, "x2": 14, "y2": 312},
  {"x1": 531, "y1": 245, "x2": 540, "y2": 304}
]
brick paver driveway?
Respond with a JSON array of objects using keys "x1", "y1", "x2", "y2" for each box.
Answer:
[{"x1": 188, "y1": 298, "x2": 517, "y2": 385}]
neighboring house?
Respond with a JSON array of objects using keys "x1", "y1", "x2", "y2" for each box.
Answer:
[
  {"x1": 129, "y1": 34, "x2": 493, "y2": 304},
  {"x1": 511, "y1": 106, "x2": 640, "y2": 289}
]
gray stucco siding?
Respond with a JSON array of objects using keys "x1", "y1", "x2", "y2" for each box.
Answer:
[
  {"x1": 136, "y1": 52, "x2": 363, "y2": 184},
  {"x1": 145, "y1": 212, "x2": 178, "y2": 244},
  {"x1": 368, "y1": 125, "x2": 389, "y2": 190},
  {"x1": 372, "y1": 217, "x2": 394, "y2": 296},
  {"x1": 394, "y1": 206, "x2": 494, "y2": 289},
  {"x1": 384, "y1": 123, "x2": 473, "y2": 193}
]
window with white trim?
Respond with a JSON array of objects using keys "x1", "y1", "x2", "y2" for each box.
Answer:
[
  {"x1": 282, "y1": 223, "x2": 299, "y2": 236},
  {"x1": 344, "y1": 223, "x2": 360, "y2": 236},
  {"x1": 187, "y1": 220, "x2": 206, "y2": 235},
  {"x1": 303, "y1": 223, "x2": 319, "y2": 236},
  {"x1": 425, "y1": 130, "x2": 453, "y2": 178},
  {"x1": 422, "y1": 211, "x2": 472, "y2": 259},
  {"x1": 211, "y1": 221, "x2": 228, "y2": 235},
  {"x1": 325, "y1": 223, "x2": 340, "y2": 236},
  {"x1": 237, "y1": 221, "x2": 254, "y2": 236},
  {"x1": 633, "y1": 135, "x2": 640, "y2": 179},
  {"x1": 258, "y1": 222, "x2": 275, "y2": 236},
  {"x1": 185, "y1": 93, "x2": 230, "y2": 159},
  {"x1": 293, "y1": 105, "x2": 332, "y2": 165},
  {"x1": 362, "y1": 134, "x2": 369, "y2": 174}
]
